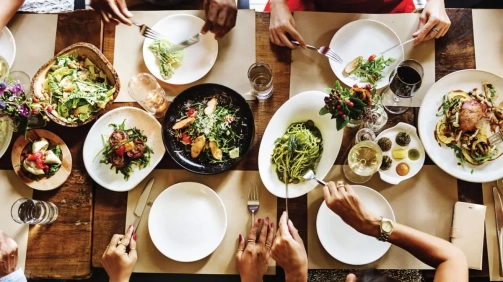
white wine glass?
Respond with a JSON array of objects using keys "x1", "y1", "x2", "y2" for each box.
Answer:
[{"x1": 343, "y1": 140, "x2": 383, "y2": 183}]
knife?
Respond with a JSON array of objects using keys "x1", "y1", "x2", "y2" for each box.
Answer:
[
  {"x1": 132, "y1": 177, "x2": 155, "y2": 233},
  {"x1": 379, "y1": 38, "x2": 415, "y2": 55},
  {"x1": 493, "y1": 187, "x2": 503, "y2": 277},
  {"x1": 166, "y1": 33, "x2": 202, "y2": 53}
]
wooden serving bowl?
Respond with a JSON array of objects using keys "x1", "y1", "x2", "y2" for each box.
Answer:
[
  {"x1": 30, "y1": 42, "x2": 120, "y2": 127},
  {"x1": 11, "y1": 129, "x2": 72, "y2": 191}
]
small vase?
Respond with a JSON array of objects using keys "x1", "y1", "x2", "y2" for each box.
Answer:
[
  {"x1": 364, "y1": 103, "x2": 388, "y2": 133},
  {"x1": 346, "y1": 118, "x2": 363, "y2": 128}
]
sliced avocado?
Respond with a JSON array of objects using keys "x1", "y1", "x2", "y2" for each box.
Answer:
[
  {"x1": 76, "y1": 104, "x2": 89, "y2": 115},
  {"x1": 447, "y1": 90, "x2": 471, "y2": 102},
  {"x1": 229, "y1": 148, "x2": 240, "y2": 159},
  {"x1": 84, "y1": 58, "x2": 95, "y2": 67}
]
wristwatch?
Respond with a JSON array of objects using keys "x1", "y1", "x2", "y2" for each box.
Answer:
[{"x1": 378, "y1": 217, "x2": 394, "y2": 242}]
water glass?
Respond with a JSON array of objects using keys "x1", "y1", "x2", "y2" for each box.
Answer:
[
  {"x1": 128, "y1": 73, "x2": 169, "y2": 119},
  {"x1": 248, "y1": 62, "x2": 273, "y2": 100},
  {"x1": 11, "y1": 198, "x2": 58, "y2": 225},
  {"x1": 383, "y1": 59, "x2": 424, "y2": 115}
]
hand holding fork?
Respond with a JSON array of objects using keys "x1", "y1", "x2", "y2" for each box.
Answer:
[{"x1": 247, "y1": 183, "x2": 260, "y2": 227}]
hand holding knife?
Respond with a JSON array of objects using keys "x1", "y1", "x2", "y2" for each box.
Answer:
[{"x1": 132, "y1": 177, "x2": 155, "y2": 234}]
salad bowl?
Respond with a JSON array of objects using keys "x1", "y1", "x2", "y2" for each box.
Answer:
[{"x1": 31, "y1": 42, "x2": 120, "y2": 127}]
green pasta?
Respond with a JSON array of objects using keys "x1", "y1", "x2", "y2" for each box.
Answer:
[{"x1": 272, "y1": 121, "x2": 323, "y2": 184}]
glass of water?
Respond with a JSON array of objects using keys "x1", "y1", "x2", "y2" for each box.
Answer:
[
  {"x1": 11, "y1": 198, "x2": 58, "y2": 225},
  {"x1": 128, "y1": 73, "x2": 169, "y2": 119},
  {"x1": 248, "y1": 62, "x2": 273, "y2": 100}
]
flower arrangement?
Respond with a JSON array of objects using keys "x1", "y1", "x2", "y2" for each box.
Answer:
[
  {"x1": 0, "y1": 80, "x2": 45, "y2": 133},
  {"x1": 319, "y1": 81, "x2": 377, "y2": 131}
]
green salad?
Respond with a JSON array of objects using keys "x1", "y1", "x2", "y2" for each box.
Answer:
[
  {"x1": 148, "y1": 39, "x2": 184, "y2": 80},
  {"x1": 41, "y1": 51, "x2": 115, "y2": 123}
]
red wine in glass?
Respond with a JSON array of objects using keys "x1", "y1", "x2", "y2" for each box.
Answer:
[{"x1": 389, "y1": 65, "x2": 423, "y2": 98}]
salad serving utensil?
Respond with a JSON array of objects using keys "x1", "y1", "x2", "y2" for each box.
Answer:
[
  {"x1": 302, "y1": 170, "x2": 327, "y2": 186},
  {"x1": 291, "y1": 41, "x2": 343, "y2": 64},
  {"x1": 165, "y1": 33, "x2": 202, "y2": 53},
  {"x1": 379, "y1": 38, "x2": 415, "y2": 55},
  {"x1": 247, "y1": 182, "x2": 260, "y2": 227},
  {"x1": 132, "y1": 21, "x2": 166, "y2": 41}
]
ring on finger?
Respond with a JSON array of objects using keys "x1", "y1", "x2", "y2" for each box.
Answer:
[
  {"x1": 117, "y1": 241, "x2": 127, "y2": 248},
  {"x1": 247, "y1": 239, "x2": 255, "y2": 244},
  {"x1": 432, "y1": 27, "x2": 440, "y2": 33},
  {"x1": 237, "y1": 248, "x2": 244, "y2": 251},
  {"x1": 336, "y1": 180, "x2": 345, "y2": 189},
  {"x1": 265, "y1": 243, "x2": 271, "y2": 249}
]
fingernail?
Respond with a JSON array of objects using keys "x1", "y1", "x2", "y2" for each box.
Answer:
[
  {"x1": 270, "y1": 223, "x2": 274, "y2": 228},
  {"x1": 266, "y1": 216, "x2": 269, "y2": 221},
  {"x1": 258, "y1": 218, "x2": 261, "y2": 223},
  {"x1": 129, "y1": 225, "x2": 132, "y2": 230},
  {"x1": 133, "y1": 233, "x2": 137, "y2": 241},
  {"x1": 239, "y1": 234, "x2": 242, "y2": 241}
]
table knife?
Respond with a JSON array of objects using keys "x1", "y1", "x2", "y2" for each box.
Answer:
[
  {"x1": 379, "y1": 38, "x2": 415, "y2": 55},
  {"x1": 493, "y1": 187, "x2": 503, "y2": 277},
  {"x1": 132, "y1": 177, "x2": 155, "y2": 233},
  {"x1": 166, "y1": 33, "x2": 202, "y2": 53}
]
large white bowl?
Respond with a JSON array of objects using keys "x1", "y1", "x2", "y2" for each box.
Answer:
[
  {"x1": 83, "y1": 107, "x2": 165, "y2": 191},
  {"x1": 418, "y1": 69, "x2": 503, "y2": 183},
  {"x1": 317, "y1": 185, "x2": 395, "y2": 265},
  {"x1": 0, "y1": 27, "x2": 15, "y2": 67},
  {"x1": 328, "y1": 19, "x2": 403, "y2": 89},
  {"x1": 148, "y1": 182, "x2": 227, "y2": 262},
  {"x1": 258, "y1": 91, "x2": 344, "y2": 198},
  {"x1": 142, "y1": 14, "x2": 218, "y2": 85}
]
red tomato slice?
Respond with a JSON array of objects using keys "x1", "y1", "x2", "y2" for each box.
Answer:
[{"x1": 368, "y1": 54, "x2": 376, "y2": 61}]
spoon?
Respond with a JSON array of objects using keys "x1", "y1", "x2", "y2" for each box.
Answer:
[{"x1": 303, "y1": 170, "x2": 327, "y2": 186}]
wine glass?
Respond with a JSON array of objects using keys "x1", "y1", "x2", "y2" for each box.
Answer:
[
  {"x1": 383, "y1": 59, "x2": 424, "y2": 115},
  {"x1": 343, "y1": 140, "x2": 383, "y2": 183}
]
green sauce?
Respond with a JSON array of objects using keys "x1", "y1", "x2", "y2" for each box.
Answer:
[{"x1": 408, "y1": 149, "x2": 420, "y2": 161}]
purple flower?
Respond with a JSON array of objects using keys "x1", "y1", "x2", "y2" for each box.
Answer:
[
  {"x1": 0, "y1": 101, "x2": 5, "y2": 109},
  {"x1": 0, "y1": 82, "x2": 6, "y2": 95},
  {"x1": 8, "y1": 83, "x2": 23, "y2": 95},
  {"x1": 18, "y1": 104, "x2": 29, "y2": 118}
]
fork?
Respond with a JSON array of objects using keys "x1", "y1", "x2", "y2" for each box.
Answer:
[
  {"x1": 489, "y1": 131, "x2": 503, "y2": 146},
  {"x1": 247, "y1": 183, "x2": 260, "y2": 227},
  {"x1": 132, "y1": 21, "x2": 166, "y2": 41},
  {"x1": 291, "y1": 41, "x2": 343, "y2": 64}
]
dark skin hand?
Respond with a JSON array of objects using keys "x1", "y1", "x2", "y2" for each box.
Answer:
[{"x1": 202, "y1": 0, "x2": 237, "y2": 39}]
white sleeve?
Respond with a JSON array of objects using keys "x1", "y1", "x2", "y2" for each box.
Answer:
[{"x1": 0, "y1": 269, "x2": 27, "y2": 282}]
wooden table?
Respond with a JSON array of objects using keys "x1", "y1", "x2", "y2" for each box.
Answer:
[{"x1": 0, "y1": 8, "x2": 486, "y2": 280}]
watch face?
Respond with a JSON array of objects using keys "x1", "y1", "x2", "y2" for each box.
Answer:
[{"x1": 382, "y1": 221, "x2": 393, "y2": 232}]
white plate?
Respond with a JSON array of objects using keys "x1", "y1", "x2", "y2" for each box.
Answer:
[
  {"x1": 418, "y1": 69, "x2": 503, "y2": 183},
  {"x1": 316, "y1": 185, "x2": 395, "y2": 265},
  {"x1": 377, "y1": 122, "x2": 425, "y2": 185},
  {"x1": 258, "y1": 91, "x2": 343, "y2": 198},
  {"x1": 328, "y1": 19, "x2": 403, "y2": 90},
  {"x1": 0, "y1": 117, "x2": 13, "y2": 159},
  {"x1": 0, "y1": 27, "x2": 15, "y2": 67},
  {"x1": 83, "y1": 107, "x2": 165, "y2": 191},
  {"x1": 142, "y1": 14, "x2": 218, "y2": 85},
  {"x1": 148, "y1": 182, "x2": 227, "y2": 262}
]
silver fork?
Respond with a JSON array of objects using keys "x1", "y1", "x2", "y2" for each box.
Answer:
[
  {"x1": 247, "y1": 183, "x2": 260, "y2": 227},
  {"x1": 291, "y1": 41, "x2": 343, "y2": 64},
  {"x1": 132, "y1": 21, "x2": 166, "y2": 41},
  {"x1": 489, "y1": 131, "x2": 503, "y2": 146}
]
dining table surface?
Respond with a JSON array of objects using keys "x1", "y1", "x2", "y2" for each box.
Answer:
[{"x1": 0, "y1": 8, "x2": 488, "y2": 281}]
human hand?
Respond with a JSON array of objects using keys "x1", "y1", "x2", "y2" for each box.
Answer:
[
  {"x1": 0, "y1": 231, "x2": 18, "y2": 278},
  {"x1": 412, "y1": 0, "x2": 450, "y2": 44},
  {"x1": 236, "y1": 217, "x2": 274, "y2": 282},
  {"x1": 102, "y1": 225, "x2": 137, "y2": 282},
  {"x1": 271, "y1": 212, "x2": 307, "y2": 282},
  {"x1": 323, "y1": 181, "x2": 381, "y2": 237},
  {"x1": 202, "y1": 0, "x2": 237, "y2": 40},
  {"x1": 90, "y1": 0, "x2": 133, "y2": 25},
  {"x1": 269, "y1": 0, "x2": 306, "y2": 49}
]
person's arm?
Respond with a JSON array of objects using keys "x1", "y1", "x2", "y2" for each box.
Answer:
[
  {"x1": 0, "y1": 0, "x2": 24, "y2": 31},
  {"x1": 412, "y1": 0, "x2": 451, "y2": 44},
  {"x1": 323, "y1": 182, "x2": 468, "y2": 282},
  {"x1": 269, "y1": 0, "x2": 306, "y2": 49}
]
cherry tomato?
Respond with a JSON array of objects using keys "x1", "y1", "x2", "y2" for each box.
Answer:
[
  {"x1": 46, "y1": 105, "x2": 53, "y2": 113},
  {"x1": 181, "y1": 133, "x2": 192, "y2": 145},
  {"x1": 187, "y1": 108, "x2": 196, "y2": 117},
  {"x1": 109, "y1": 130, "x2": 128, "y2": 147},
  {"x1": 365, "y1": 84, "x2": 372, "y2": 91},
  {"x1": 127, "y1": 139, "x2": 146, "y2": 159},
  {"x1": 115, "y1": 145, "x2": 125, "y2": 157},
  {"x1": 368, "y1": 54, "x2": 376, "y2": 61}
]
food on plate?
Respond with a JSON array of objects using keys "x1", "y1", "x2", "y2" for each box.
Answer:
[
  {"x1": 36, "y1": 52, "x2": 115, "y2": 124},
  {"x1": 392, "y1": 149, "x2": 406, "y2": 159},
  {"x1": 380, "y1": 156, "x2": 392, "y2": 171},
  {"x1": 21, "y1": 137, "x2": 62, "y2": 179},
  {"x1": 149, "y1": 39, "x2": 184, "y2": 80},
  {"x1": 96, "y1": 119, "x2": 153, "y2": 180},
  {"x1": 395, "y1": 132, "x2": 411, "y2": 146},
  {"x1": 172, "y1": 96, "x2": 243, "y2": 162},
  {"x1": 396, "y1": 163, "x2": 409, "y2": 176},
  {"x1": 343, "y1": 54, "x2": 396, "y2": 84},
  {"x1": 377, "y1": 137, "x2": 392, "y2": 152},
  {"x1": 408, "y1": 149, "x2": 420, "y2": 161},
  {"x1": 435, "y1": 82, "x2": 501, "y2": 166},
  {"x1": 272, "y1": 120, "x2": 323, "y2": 184}
]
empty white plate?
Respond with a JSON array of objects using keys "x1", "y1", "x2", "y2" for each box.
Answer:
[
  {"x1": 148, "y1": 182, "x2": 227, "y2": 262},
  {"x1": 316, "y1": 185, "x2": 395, "y2": 265},
  {"x1": 328, "y1": 19, "x2": 403, "y2": 90},
  {"x1": 142, "y1": 14, "x2": 218, "y2": 85},
  {"x1": 0, "y1": 27, "x2": 16, "y2": 67}
]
